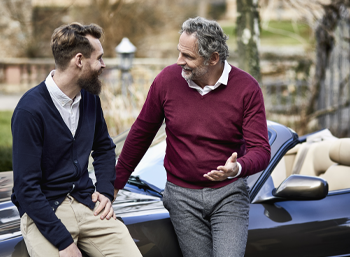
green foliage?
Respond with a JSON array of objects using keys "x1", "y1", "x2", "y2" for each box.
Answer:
[
  {"x1": 260, "y1": 20, "x2": 313, "y2": 46},
  {"x1": 221, "y1": 20, "x2": 313, "y2": 48},
  {"x1": 0, "y1": 111, "x2": 12, "y2": 172},
  {"x1": 0, "y1": 146, "x2": 12, "y2": 172}
]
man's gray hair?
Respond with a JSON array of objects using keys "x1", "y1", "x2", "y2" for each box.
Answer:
[{"x1": 180, "y1": 16, "x2": 229, "y2": 63}]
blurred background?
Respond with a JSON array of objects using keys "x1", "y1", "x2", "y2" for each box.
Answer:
[{"x1": 0, "y1": 0, "x2": 349, "y2": 172}]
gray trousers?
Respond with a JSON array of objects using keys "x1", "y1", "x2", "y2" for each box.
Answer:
[{"x1": 163, "y1": 178, "x2": 250, "y2": 257}]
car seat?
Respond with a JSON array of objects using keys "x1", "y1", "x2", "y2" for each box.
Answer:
[
  {"x1": 290, "y1": 129, "x2": 337, "y2": 177},
  {"x1": 320, "y1": 139, "x2": 350, "y2": 191}
]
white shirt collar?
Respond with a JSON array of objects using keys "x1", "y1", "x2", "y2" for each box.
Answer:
[
  {"x1": 187, "y1": 60, "x2": 232, "y2": 95},
  {"x1": 218, "y1": 60, "x2": 232, "y2": 86},
  {"x1": 45, "y1": 70, "x2": 81, "y2": 106}
]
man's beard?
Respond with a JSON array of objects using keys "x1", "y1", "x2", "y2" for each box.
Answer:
[
  {"x1": 181, "y1": 63, "x2": 209, "y2": 81},
  {"x1": 77, "y1": 68, "x2": 102, "y2": 95}
]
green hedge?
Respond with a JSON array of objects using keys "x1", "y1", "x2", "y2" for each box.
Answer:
[
  {"x1": 0, "y1": 145, "x2": 12, "y2": 171},
  {"x1": 0, "y1": 111, "x2": 12, "y2": 172}
]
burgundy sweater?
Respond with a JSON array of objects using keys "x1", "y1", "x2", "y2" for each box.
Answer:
[{"x1": 114, "y1": 64, "x2": 271, "y2": 189}]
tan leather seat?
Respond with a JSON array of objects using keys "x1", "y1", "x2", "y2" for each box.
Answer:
[
  {"x1": 320, "y1": 139, "x2": 350, "y2": 191},
  {"x1": 312, "y1": 140, "x2": 336, "y2": 176},
  {"x1": 272, "y1": 140, "x2": 334, "y2": 187},
  {"x1": 288, "y1": 129, "x2": 337, "y2": 177},
  {"x1": 284, "y1": 144, "x2": 300, "y2": 177},
  {"x1": 290, "y1": 141, "x2": 336, "y2": 177},
  {"x1": 272, "y1": 129, "x2": 337, "y2": 189}
]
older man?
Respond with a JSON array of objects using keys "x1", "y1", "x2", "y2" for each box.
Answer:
[
  {"x1": 114, "y1": 17, "x2": 271, "y2": 257},
  {"x1": 11, "y1": 23, "x2": 141, "y2": 257}
]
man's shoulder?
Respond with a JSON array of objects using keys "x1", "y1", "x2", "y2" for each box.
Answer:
[
  {"x1": 158, "y1": 64, "x2": 182, "y2": 78},
  {"x1": 14, "y1": 82, "x2": 49, "y2": 116},
  {"x1": 152, "y1": 64, "x2": 184, "y2": 90},
  {"x1": 228, "y1": 64, "x2": 260, "y2": 89},
  {"x1": 17, "y1": 82, "x2": 47, "y2": 107}
]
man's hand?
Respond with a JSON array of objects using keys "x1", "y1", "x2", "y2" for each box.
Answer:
[
  {"x1": 203, "y1": 152, "x2": 239, "y2": 181},
  {"x1": 59, "y1": 243, "x2": 82, "y2": 257},
  {"x1": 91, "y1": 191, "x2": 116, "y2": 220}
]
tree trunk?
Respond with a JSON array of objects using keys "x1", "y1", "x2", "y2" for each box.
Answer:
[
  {"x1": 306, "y1": 2, "x2": 340, "y2": 116},
  {"x1": 236, "y1": 0, "x2": 261, "y2": 83},
  {"x1": 198, "y1": 0, "x2": 209, "y2": 18}
]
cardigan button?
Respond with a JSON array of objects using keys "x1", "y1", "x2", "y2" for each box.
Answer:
[
  {"x1": 54, "y1": 201, "x2": 59, "y2": 206},
  {"x1": 74, "y1": 160, "x2": 78, "y2": 164}
]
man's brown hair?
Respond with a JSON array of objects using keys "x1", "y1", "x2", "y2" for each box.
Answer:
[{"x1": 51, "y1": 22, "x2": 103, "y2": 70}]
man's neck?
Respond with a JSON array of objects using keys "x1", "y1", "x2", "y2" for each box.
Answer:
[
  {"x1": 52, "y1": 70, "x2": 81, "y2": 99},
  {"x1": 193, "y1": 61, "x2": 224, "y2": 89}
]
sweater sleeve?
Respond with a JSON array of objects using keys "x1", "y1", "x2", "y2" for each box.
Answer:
[
  {"x1": 91, "y1": 96, "x2": 116, "y2": 202},
  {"x1": 114, "y1": 78, "x2": 165, "y2": 189},
  {"x1": 11, "y1": 109, "x2": 73, "y2": 251},
  {"x1": 237, "y1": 85, "x2": 271, "y2": 177}
]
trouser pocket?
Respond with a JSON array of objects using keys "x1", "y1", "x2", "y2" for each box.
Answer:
[{"x1": 20, "y1": 213, "x2": 29, "y2": 235}]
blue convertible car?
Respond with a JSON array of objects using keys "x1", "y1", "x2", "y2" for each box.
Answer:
[{"x1": 0, "y1": 121, "x2": 350, "y2": 257}]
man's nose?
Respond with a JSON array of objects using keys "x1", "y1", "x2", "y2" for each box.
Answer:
[
  {"x1": 101, "y1": 58, "x2": 106, "y2": 68},
  {"x1": 177, "y1": 53, "x2": 185, "y2": 66}
]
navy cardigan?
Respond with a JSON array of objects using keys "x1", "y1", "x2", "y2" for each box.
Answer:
[{"x1": 11, "y1": 81, "x2": 116, "y2": 250}]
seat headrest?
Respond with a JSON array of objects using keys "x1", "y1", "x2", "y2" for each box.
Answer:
[
  {"x1": 313, "y1": 141, "x2": 335, "y2": 176},
  {"x1": 329, "y1": 139, "x2": 350, "y2": 166}
]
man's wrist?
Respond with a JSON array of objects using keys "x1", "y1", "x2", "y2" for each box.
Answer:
[{"x1": 227, "y1": 162, "x2": 242, "y2": 179}]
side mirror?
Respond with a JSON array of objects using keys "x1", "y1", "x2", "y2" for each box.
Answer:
[{"x1": 273, "y1": 175, "x2": 328, "y2": 200}]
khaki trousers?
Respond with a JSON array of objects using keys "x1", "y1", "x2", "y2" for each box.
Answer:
[{"x1": 20, "y1": 196, "x2": 142, "y2": 257}]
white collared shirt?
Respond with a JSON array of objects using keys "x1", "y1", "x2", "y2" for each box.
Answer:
[
  {"x1": 185, "y1": 60, "x2": 241, "y2": 178},
  {"x1": 45, "y1": 70, "x2": 81, "y2": 137}
]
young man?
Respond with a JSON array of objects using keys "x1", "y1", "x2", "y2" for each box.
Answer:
[
  {"x1": 11, "y1": 23, "x2": 141, "y2": 257},
  {"x1": 114, "y1": 17, "x2": 271, "y2": 257}
]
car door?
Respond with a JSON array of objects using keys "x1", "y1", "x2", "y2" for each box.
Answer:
[
  {"x1": 246, "y1": 125, "x2": 350, "y2": 257},
  {"x1": 246, "y1": 191, "x2": 350, "y2": 257}
]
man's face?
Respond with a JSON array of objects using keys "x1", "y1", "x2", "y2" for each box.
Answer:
[
  {"x1": 77, "y1": 35, "x2": 106, "y2": 95},
  {"x1": 176, "y1": 32, "x2": 209, "y2": 81}
]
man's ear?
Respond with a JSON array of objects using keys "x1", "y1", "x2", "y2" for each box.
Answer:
[
  {"x1": 208, "y1": 52, "x2": 220, "y2": 66},
  {"x1": 74, "y1": 53, "x2": 83, "y2": 68}
]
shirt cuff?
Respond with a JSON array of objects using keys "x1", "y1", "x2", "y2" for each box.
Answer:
[{"x1": 227, "y1": 162, "x2": 242, "y2": 179}]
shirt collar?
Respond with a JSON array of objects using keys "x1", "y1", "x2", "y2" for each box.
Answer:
[
  {"x1": 45, "y1": 70, "x2": 81, "y2": 107},
  {"x1": 217, "y1": 60, "x2": 232, "y2": 86}
]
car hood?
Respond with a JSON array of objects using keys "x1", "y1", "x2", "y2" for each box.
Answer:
[{"x1": 0, "y1": 188, "x2": 162, "y2": 243}]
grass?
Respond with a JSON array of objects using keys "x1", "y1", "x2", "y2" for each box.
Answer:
[
  {"x1": 220, "y1": 20, "x2": 314, "y2": 50},
  {"x1": 0, "y1": 111, "x2": 12, "y2": 147},
  {"x1": 0, "y1": 111, "x2": 13, "y2": 171}
]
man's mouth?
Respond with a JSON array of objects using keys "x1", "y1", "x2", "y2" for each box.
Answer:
[{"x1": 182, "y1": 66, "x2": 192, "y2": 72}]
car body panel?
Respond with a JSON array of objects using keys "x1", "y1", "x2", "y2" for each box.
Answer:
[
  {"x1": 247, "y1": 193, "x2": 350, "y2": 256},
  {"x1": 1, "y1": 121, "x2": 350, "y2": 257}
]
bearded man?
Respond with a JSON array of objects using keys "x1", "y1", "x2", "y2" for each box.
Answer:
[
  {"x1": 114, "y1": 17, "x2": 271, "y2": 257},
  {"x1": 11, "y1": 23, "x2": 141, "y2": 257}
]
